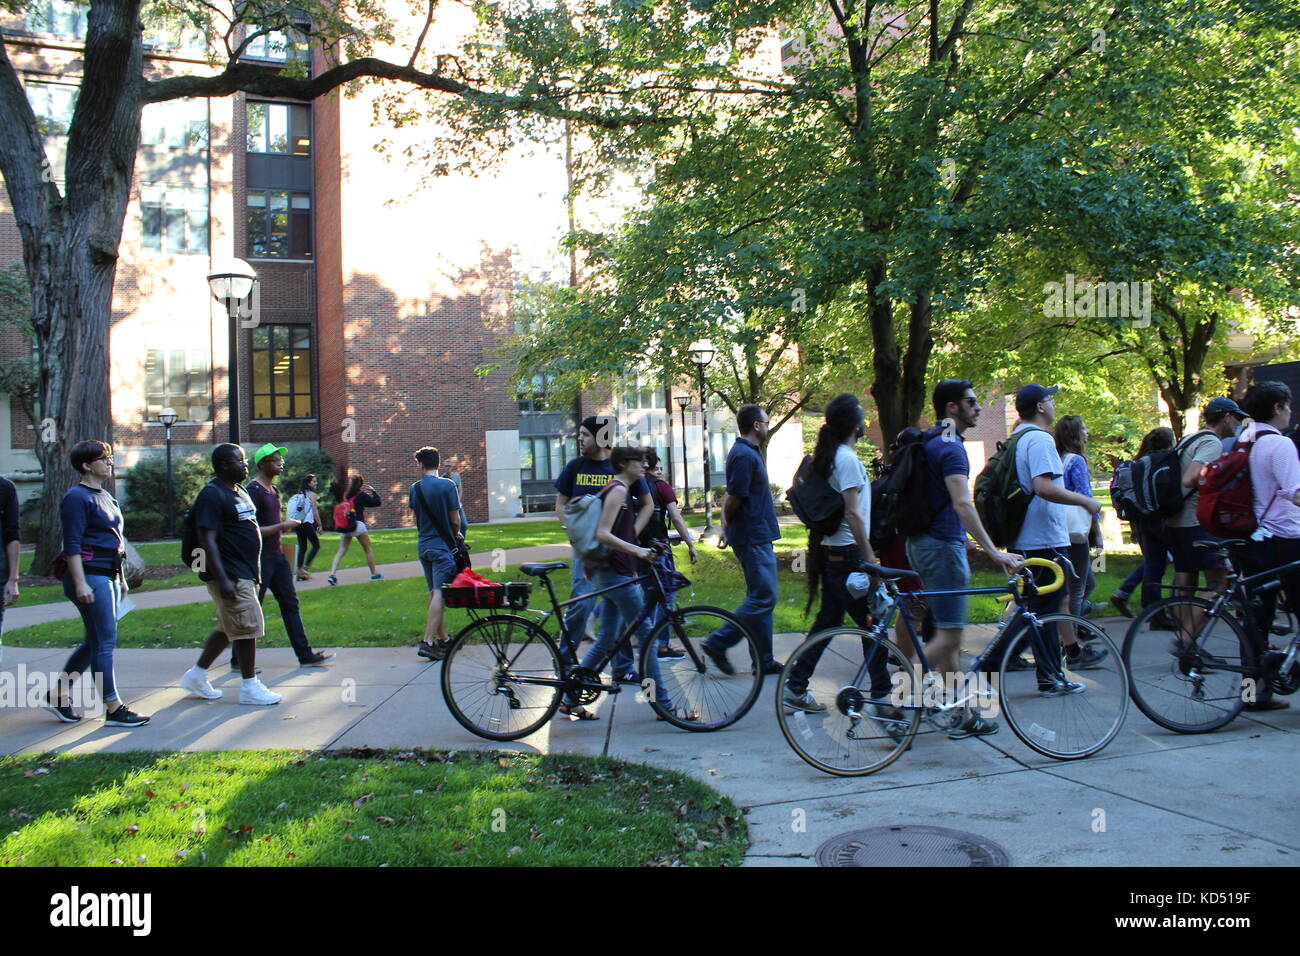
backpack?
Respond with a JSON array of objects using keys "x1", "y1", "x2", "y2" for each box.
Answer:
[
  {"x1": 974, "y1": 426, "x2": 1047, "y2": 549},
  {"x1": 869, "y1": 430, "x2": 933, "y2": 549},
  {"x1": 563, "y1": 485, "x2": 624, "y2": 565},
  {"x1": 639, "y1": 478, "x2": 671, "y2": 546},
  {"x1": 1109, "y1": 460, "x2": 1141, "y2": 522},
  {"x1": 787, "y1": 455, "x2": 845, "y2": 536},
  {"x1": 1196, "y1": 432, "x2": 1285, "y2": 538},
  {"x1": 333, "y1": 495, "x2": 358, "y2": 534},
  {"x1": 286, "y1": 492, "x2": 309, "y2": 523},
  {"x1": 1127, "y1": 430, "x2": 1214, "y2": 518}
]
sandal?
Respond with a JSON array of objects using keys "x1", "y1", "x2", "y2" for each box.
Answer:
[{"x1": 558, "y1": 701, "x2": 599, "y2": 721}]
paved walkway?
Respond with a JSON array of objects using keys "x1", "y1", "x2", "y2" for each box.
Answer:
[{"x1": 3, "y1": 626, "x2": 1296, "y2": 866}]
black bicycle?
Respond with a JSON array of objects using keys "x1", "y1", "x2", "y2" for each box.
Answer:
[
  {"x1": 439, "y1": 539, "x2": 763, "y2": 740},
  {"x1": 1122, "y1": 538, "x2": 1300, "y2": 733}
]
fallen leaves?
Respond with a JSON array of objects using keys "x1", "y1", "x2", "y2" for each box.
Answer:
[{"x1": 353, "y1": 793, "x2": 375, "y2": 809}]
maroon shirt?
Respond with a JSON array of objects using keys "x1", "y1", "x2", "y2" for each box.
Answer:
[
  {"x1": 600, "y1": 479, "x2": 638, "y2": 577},
  {"x1": 247, "y1": 479, "x2": 284, "y2": 559}
]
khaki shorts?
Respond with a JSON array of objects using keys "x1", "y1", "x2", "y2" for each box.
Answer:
[{"x1": 206, "y1": 578, "x2": 265, "y2": 640}]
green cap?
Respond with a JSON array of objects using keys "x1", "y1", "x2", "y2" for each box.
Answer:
[{"x1": 252, "y1": 443, "x2": 288, "y2": 467}]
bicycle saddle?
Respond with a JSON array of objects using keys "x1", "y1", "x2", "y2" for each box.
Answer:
[
  {"x1": 520, "y1": 562, "x2": 569, "y2": 576},
  {"x1": 1194, "y1": 539, "x2": 1245, "y2": 550},
  {"x1": 858, "y1": 562, "x2": 921, "y2": 581}
]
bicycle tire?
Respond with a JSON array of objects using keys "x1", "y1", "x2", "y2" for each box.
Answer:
[
  {"x1": 441, "y1": 614, "x2": 564, "y2": 741},
  {"x1": 998, "y1": 613, "x2": 1129, "y2": 759},
  {"x1": 1122, "y1": 596, "x2": 1254, "y2": 733},
  {"x1": 642, "y1": 605, "x2": 763, "y2": 731},
  {"x1": 775, "y1": 627, "x2": 921, "y2": 776}
]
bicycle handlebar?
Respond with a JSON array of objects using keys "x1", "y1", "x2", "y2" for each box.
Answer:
[{"x1": 1011, "y1": 557, "x2": 1065, "y2": 599}]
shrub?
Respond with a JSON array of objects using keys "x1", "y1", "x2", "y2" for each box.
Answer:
[
  {"x1": 122, "y1": 453, "x2": 211, "y2": 532},
  {"x1": 19, "y1": 490, "x2": 42, "y2": 544},
  {"x1": 280, "y1": 446, "x2": 335, "y2": 505},
  {"x1": 122, "y1": 510, "x2": 166, "y2": 541}
]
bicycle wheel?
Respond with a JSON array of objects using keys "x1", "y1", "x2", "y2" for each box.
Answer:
[
  {"x1": 998, "y1": 613, "x2": 1128, "y2": 759},
  {"x1": 441, "y1": 614, "x2": 564, "y2": 741},
  {"x1": 1122, "y1": 597, "x2": 1254, "y2": 733},
  {"x1": 643, "y1": 606, "x2": 763, "y2": 730},
  {"x1": 775, "y1": 627, "x2": 921, "y2": 776}
]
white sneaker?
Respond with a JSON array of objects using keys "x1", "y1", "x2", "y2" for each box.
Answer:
[
  {"x1": 239, "y1": 678, "x2": 282, "y2": 706},
  {"x1": 179, "y1": 669, "x2": 222, "y2": 700}
]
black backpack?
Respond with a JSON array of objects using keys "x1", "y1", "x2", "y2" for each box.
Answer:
[
  {"x1": 787, "y1": 455, "x2": 845, "y2": 536},
  {"x1": 1128, "y1": 429, "x2": 1214, "y2": 518},
  {"x1": 180, "y1": 504, "x2": 201, "y2": 572},
  {"x1": 974, "y1": 426, "x2": 1046, "y2": 549},
  {"x1": 870, "y1": 429, "x2": 933, "y2": 548}
]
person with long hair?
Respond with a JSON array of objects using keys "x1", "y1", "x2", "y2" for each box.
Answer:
[
  {"x1": 327, "y1": 473, "x2": 383, "y2": 584},
  {"x1": 1110, "y1": 427, "x2": 1175, "y2": 618},
  {"x1": 48, "y1": 440, "x2": 148, "y2": 726},
  {"x1": 1055, "y1": 414, "x2": 1102, "y2": 623},
  {"x1": 287, "y1": 473, "x2": 322, "y2": 581}
]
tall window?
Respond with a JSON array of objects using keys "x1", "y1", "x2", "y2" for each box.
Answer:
[
  {"x1": 252, "y1": 325, "x2": 313, "y2": 419},
  {"x1": 145, "y1": 349, "x2": 211, "y2": 422},
  {"x1": 622, "y1": 375, "x2": 665, "y2": 410},
  {"x1": 140, "y1": 98, "x2": 208, "y2": 149},
  {"x1": 243, "y1": 26, "x2": 308, "y2": 61},
  {"x1": 24, "y1": 0, "x2": 87, "y2": 39},
  {"x1": 247, "y1": 189, "x2": 312, "y2": 258},
  {"x1": 141, "y1": 186, "x2": 208, "y2": 255},
  {"x1": 25, "y1": 80, "x2": 78, "y2": 138},
  {"x1": 246, "y1": 102, "x2": 311, "y2": 155},
  {"x1": 519, "y1": 436, "x2": 576, "y2": 483}
]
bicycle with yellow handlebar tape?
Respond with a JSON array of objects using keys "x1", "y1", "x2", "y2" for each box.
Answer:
[{"x1": 776, "y1": 557, "x2": 1130, "y2": 776}]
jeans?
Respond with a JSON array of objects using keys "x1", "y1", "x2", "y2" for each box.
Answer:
[
  {"x1": 561, "y1": 547, "x2": 601, "y2": 660},
  {"x1": 709, "y1": 541, "x2": 778, "y2": 665},
  {"x1": 1240, "y1": 536, "x2": 1300, "y2": 703},
  {"x1": 1137, "y1": 521, "x2": 1171, "y2": 609},
  {"x1": 61, "y1": 573, "x2": 121, "y2": 704},
  {"x1": 295, "y1": 525, "x2": 321, "y2": 570},
  {"x1": 1066, "y1": 541, "x2": 1092, "y2": 616},
  {"x1": 643, "y1": 547, "x2": 678, "y2": 649},
  {"x1": 786, "y1": 546, "x2": 890, "y2": 698},
  {"x1": 1116, "y1": 564, "x2": 1144, "y2": 600},
  {"x1": 232, "y1": 551, "x2": 313, "y2": 666},
  {"x1": 581, "y1": 566, "x2": 673, "y2": 709}
]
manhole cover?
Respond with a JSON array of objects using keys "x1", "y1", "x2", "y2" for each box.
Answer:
[{"x1": 815, "y1": 825, "x2": 1009, "y2": 867}]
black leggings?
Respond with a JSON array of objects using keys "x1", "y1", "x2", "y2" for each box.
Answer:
[{"x1": 296, "y1": 525, "x2": 321, "y2": 570}]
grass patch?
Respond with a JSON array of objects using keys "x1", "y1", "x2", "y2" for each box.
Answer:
[{"x1": 0, "y1": 749, "x2": 745, "y2": 866}]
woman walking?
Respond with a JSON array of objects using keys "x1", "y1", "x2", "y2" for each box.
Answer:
[
  {"x1": 1110, "y1": 427, "x2": 1176, "y2": 621},
  {"x1": 327, "y1": 474, "x2": 384, "y2": 584},
  {"x1": 1055, "y1": 415, "x2": 1102, "y2": 622},
  {"x1": 288, "y1": 473, "x2": 322, "y2": 580},
  {"x1": 48, "y1": 440, "x2": 148, "y2": 727}
]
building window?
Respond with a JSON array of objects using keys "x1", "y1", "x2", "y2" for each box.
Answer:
[
  {"x1": 25, "y1": 80, "x2": 78, "y2": 138},
  {"x1": 24, "y1": 0, "x2": 86, "y2": 39},
  {"x1": 519, "y1": 436, "x2": 576, "y2": 483},
  {"x1": 141, "y1": 185, "x2": 208, "y2": 255},
  {"x1": 622, "y1": 374, "x2": 665, "y2": 410},
  {"x1": 145, "y1": 349, "x2": 211, "y2": 422},
  {"x1": 243, "y1": 26, "x2": 308, "y2": 62},
  {"x1": 252, "y1": 325, "x2": 313, "y2": 419},
  {"x1": 247, "y1": 189, "x2": 312, "y2": 258},
  {"x1": 140, "y1": 98, "x2": 208, "y2": 149},
  {"x1": 143, "y1": 20, "x2": 208, "y2": 52},
  {"x1": 246, "y1": 102, "x2": 311, "y2": 155}
]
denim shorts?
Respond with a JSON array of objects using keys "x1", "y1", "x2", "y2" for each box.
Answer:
[
  {"x1": 421, "y1": 549, "x2": 459, "y2": 593},
  {"x1": 905, "y1": 534, "x2": 970, "y2": 629},
  {"x1": 1167, "y1": 525, "x2": 1228, "y2": 574}
]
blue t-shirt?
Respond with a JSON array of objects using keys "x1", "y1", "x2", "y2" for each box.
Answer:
[
  {"x1": 724, "y1": 437, "x2": 781, "y2": 547},
  {"x1": 920, "y1": 426, "x2": 968, "y2": 542},
  {"x1": 409, "y1": 474, "x2": 460, "y2": 555},
  {"x1": 554, "y1": 456, "x2": 649, "y2": 505},
  {"x1": 61, "y1": 484, "x2": 124, "y2": 576},
  {"x1": 1012, "y1": 425, "x2": 1069, "y2": 551}
]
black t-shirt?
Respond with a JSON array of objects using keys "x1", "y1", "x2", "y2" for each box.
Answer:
[
  {"x1": 247, "y1": 479, "x2": 283, "y2": 557},
  {"x1": 192, "y1": 480, "x2": 262, "y2": 583},
  {"x1": 352, "y1": 490, "x2": 381, "y2": 524},
  {"x1": 554, "y1": 457, "x2": 649, "y2": 507}
]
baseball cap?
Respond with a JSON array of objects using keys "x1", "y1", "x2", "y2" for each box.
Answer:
[
  {"x1": 1204, "y1": 396, "x2": 1246, "y2": 418},
  {"x1": 252, "y1": 442, "x2": 288, "y2": 467},
  {"x1": 1014, "y1": 384, "x2": 1060, "y2": 416}
]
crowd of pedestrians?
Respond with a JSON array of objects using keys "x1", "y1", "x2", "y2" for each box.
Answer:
[{"x1": 32, "y1": 377, "x2": 1300, "y2": 729}]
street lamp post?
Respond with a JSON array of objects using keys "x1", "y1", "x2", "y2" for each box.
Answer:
[
  {"x1": 158, "y1": 407, "x2": 178, "y2": 536},
  {"x1": 674, "y1": 393, "x2": 690, "y2": 509},
  {"x1": 688, "y1": 340, "x2": 716, "y2": 536},
  {"x1": 206, "y1": 259, "x2": 258, "y2": 446}
]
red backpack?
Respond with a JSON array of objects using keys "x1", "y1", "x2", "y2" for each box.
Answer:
[
  {"x1": 1195, "y1": 433, "x2": 1283, "y2": 538},
  {"x1": 333, "y1": 495, "x2": 358, "y2": 534}
]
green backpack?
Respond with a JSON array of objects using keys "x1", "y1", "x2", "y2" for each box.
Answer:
[{"x1": 974, "y1": 427, "x2": 1047, "y2": 549}]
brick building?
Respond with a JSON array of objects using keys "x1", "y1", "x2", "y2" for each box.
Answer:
[{"x1": 0, "y1": 4, "x2": 805, "y2": 528}]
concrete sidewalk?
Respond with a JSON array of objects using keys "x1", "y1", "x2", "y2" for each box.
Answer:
[
  {"x1": 3, "y1": 628, "x2": 1297, "y2": 866},
  {"x1": 5, "y1": 544, "x2": 572, "y2": 631}
]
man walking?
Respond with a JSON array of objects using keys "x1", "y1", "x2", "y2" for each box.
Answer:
[
  {"x1": 905, "y1": 380, "x2": 1022, "y2": 737},
  {"x1": 178, "y1": 444, "x2": 283, "y2": 705},
  {"x1": 0, "y1": 474, "x2": 19, "y2": 637},
  {"x1": 1008, "y1": 384, "x2": 1107, "y2": 694},
  {"x1": 231, "y1": 444, "x2": 333, "y2": 671},
  {"x1": 705, "y1": 405, "x2": 782, "y2": 674},
  {"x1": 409, "y1": 447, "x2": 462, "y2": 661},
  {"x1": 554, "y1": 416, "x2": 652, "y2": 663}
]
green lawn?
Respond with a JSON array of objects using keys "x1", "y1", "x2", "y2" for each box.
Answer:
[
  {"x1": 0, "y1": 749, "x2": 746, "y2": 866},
  {"x1": 5, "y1": 525, "x2": 1145, "y2": 648}
]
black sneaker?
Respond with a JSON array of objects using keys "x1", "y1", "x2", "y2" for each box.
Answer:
[
  {"x1": 104, "y1": 706, "x2": 150, "y2": 728},
  {"x1": 417, "y1": 641, "x2": 449, "y2": 661},
  {"x1": 44, "y1": 692, "x2": 81, "y2": 723},
  {"x1": 298, "y1": 651, "x2": 335, "y2": 666},
  {"x1": 702, "y1": 642, "x2": 734, "y2": 675},
  {"x1": 1006, "y1": 654, "x2": 1035, "y2": 671},
  {"x1": 761, "y1": 660, "x2": 784, "y2": 676},
  {"x1": 1110, "y1": 594, "x2": 1134, "y2": 619},
  {"x1": 658, "y1": 645, "x2": 686, "y2": 659}
]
